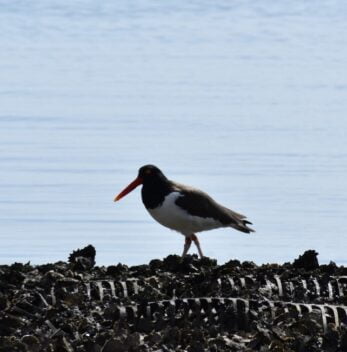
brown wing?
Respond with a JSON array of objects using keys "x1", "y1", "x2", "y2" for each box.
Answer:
[{"x1": 172, "y1": 182, "x2": 254, "y2": 233}]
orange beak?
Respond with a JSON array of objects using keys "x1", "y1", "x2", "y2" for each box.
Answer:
[{"x1": 114, "y1": 177, "x2": 143, "y2": 201}]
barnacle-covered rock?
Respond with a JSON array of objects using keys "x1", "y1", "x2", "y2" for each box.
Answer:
[{"x1": 0, "y1": 247, "x2": 346, "y2": 351}]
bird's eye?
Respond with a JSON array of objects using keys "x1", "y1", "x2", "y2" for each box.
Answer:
[{"x1": 145, "y1": 169, "x2": 151, "y2": 175}]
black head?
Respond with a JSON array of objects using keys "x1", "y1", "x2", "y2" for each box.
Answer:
[
  {"x1": 114, "y1": 164, "x2": 168, "y2": 202},
  {"x1": 138, "y1": 165, "x2": 171, "y2": 208},
  {"x1": 138, "y1": 164, "x2": 167, "y2": 184}
]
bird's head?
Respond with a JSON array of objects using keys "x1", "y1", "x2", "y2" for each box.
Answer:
[
  {"x1": 138, "y1": 164, "x2": 166, "y2": 182},
  {"x1": 114, "y1": 164, "x2": 166, "y2": 201}
]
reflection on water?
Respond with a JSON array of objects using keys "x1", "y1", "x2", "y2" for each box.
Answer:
[{"x1": 0, "y1": 0, "x2": 346, "y2": 265}]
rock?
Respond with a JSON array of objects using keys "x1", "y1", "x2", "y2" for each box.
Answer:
[
  {"x1": 0, "y1": 246, "x2": 346, "y2": 351},
  {"x1": 0, "y1": 314, "x2": 26, "y2": 335},
  {"x1": 322, "y1": 326, "x2": 339, "y2": 352},
  {"x1": 340, "y1": 326, "x2": 347, "y2": 351},
  {"x1": 162, "y1": 255, "x2": 182, "y2": 272},
  {"x1": 21, "y1": 335, "x2": 40, "y2": 351},
  {"x1": 102, "y1": 338, "x2": 125, "y2": 352},
  {"x1": 82, "y1": 340, "x2": 102, "y2": 352},
  {"x1": 0, "y1": 336, "x2": 27, "y2": 351},
  {"x1": 149, "y1": 259, "x2": 163, "y2": 272},
  {"x1": 41, "y1": 270, "x2": 65, "y2": 285},
  {"x1": 106, "y1": 264, "x2": 128, "y2": 276},
  {"x1": 53, "y1": 336, "x2": 74, "y2": 352},
  {"x1": 0, "y1": 293, "x2": 9, "y2": 311},
  {"x1": 69, "y1": 245, "x2": 96, "y2": 271},
  {"x1": 292, "y1": 250, "x2": 319, "y2": 270}
]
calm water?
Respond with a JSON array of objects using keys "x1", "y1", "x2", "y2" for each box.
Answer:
[{"x1": 1, "y1": 0, "x2": 346, "y2": 265}]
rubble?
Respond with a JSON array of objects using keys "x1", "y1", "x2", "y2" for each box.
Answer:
[{"x1": 0, "y1": 246, "x2": 346, "y2": 351}]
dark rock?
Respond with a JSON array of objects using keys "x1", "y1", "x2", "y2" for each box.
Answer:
[
  {"x1": 149, "y1": 259, "x2": 163, "y2": 272},
  {"x1": 102, "y1": 338, "x2": 125, "y2": 352},
  {"x1": 53, "y1": 336, "x2": 74, "y2": 352},
  {"x1": 130, "y1": 264, "x2": 151, "y2": 276},
  {"x1": 197, "y1": 256, "x2": 217, "y2": 268},
  {"x1": 21, "y1": 335, "x2": 40, "y2": 349},
  {"x1": 320, "y1": 261, "x2": 338, "y2": 275},
  {"x1": 0, "y1": 293, "x2": 8, "y2": 311},
  {"x1": 68, "y1": 245, "x2": 96, "y2": 271},
  {"x1": 292, "y1": 250, "x2": 319, "y2": 270},
  {"x1": 0, "y1": 336, "x2": 27, "y2": 351},
  {"x1": 0, "y1": 246, "x2": 345, "y2": 352},
  {"x1": 83, "y1": 340, "x2": 102, "y2": 352},
  {"x1": 106, "y1": 264, "x2": 128, "y2": 276},
  {"x1": 0, "y1": 314, "x2": 26, "y2": 335},
  {"x1": 162, "y1": 255, "x2": 182, "y2": 272},
  {"x1": 0, "y1": 266, "x2": 26, "y2": 287},
  {"x1": 322, "y1": 326, "x2": 339, "y2": 352},
  {"x1": 340, "y1": 326, "x2": 347, "y2": 351},
  {"x1": 41, "y1": 270, "x2": 65, "y2": 285}
]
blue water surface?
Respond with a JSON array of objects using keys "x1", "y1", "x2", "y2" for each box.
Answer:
[{"x1": 0, "y1": 0, "x2": 346, "y2": 265}]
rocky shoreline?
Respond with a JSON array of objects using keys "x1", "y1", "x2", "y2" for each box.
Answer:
[{"x1": 1, "y1": 246, "x2": 347, "y2": 351}]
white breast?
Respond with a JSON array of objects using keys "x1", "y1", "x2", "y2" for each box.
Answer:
[{"x1": 147, "y1": 192, "x2": 224, "y2": 236}]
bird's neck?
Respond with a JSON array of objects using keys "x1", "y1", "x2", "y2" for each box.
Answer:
[{"x1": 141, "y1": 179, "x2": 172, "y2": 209}]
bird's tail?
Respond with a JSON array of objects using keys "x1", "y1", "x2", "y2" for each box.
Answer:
[{"x1": 230, "y1": 219, "x2": 255, "y2": 234}]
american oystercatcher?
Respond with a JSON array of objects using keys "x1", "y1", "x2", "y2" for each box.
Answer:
[{"x1": 114, "y1": 165, "x2": 254, "y2": 258}]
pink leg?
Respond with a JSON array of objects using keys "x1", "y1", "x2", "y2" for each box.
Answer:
[
  {"x1": 182, "y1": 236, "x2": 192, "y2": 257},
  {"x1": 191, "y1": 234, "x2": 204, "y2": 258}
]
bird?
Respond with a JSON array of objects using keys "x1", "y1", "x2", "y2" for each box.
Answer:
[{"x1": 114, "y1": 165, "x2": 254, "y2": 258}]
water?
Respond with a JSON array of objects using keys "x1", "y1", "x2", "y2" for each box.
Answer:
[{"x1": 1, "y1": 0, "x2": 346, "y2": 265}]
